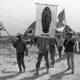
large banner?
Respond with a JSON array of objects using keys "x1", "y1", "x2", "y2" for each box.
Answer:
[{"x1": 35, "y1": 3, "x2": 58, "y2": 38}]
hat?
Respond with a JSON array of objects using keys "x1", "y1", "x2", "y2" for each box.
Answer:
[
  {"x1": 67, "y1": 31, "x2": 74, "y2": 36},
  {"x1": 16, "y1": 33, "x2": 22, "y2": 37}
]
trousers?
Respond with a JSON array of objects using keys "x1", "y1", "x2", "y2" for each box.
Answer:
[
  {"x1": 58, "y1": 46, "x2": 63, "y2": 58},
  {"x1": 36, "y1": 51, "x2": 49, "y2": 69},
  {"x1": 17, "y1": 53, "x2": 25, "y2": 71},
  {"x1": 66, "y1": 52, "x2": 74, "y2": 72}
]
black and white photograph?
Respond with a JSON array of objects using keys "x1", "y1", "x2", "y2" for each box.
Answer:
[{"x1": 0, "y1": 0, "x2": 80, "y2": 80}]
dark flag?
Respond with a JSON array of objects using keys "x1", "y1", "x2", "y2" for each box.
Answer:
[
  {"x1": 63, "y1": 25, "x2": 72, "y2": 33},
  {"x1": 0, "y1": 21, "x2": 6, "y2": 31},
  {"x1": 23, "y1": 21, "x2": 36, "y2": 40}
]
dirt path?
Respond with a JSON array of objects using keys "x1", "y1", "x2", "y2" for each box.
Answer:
[{"x1": 0, "y1": 52, "x2": 80, "y2": 80}]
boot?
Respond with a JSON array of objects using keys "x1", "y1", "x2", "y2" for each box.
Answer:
[
  {"x1": 46, "y1": 68, "x2": 49, "y2": 74},
  {"x1": 33, "y1": 68, "x2": 39, "y2": 76}
]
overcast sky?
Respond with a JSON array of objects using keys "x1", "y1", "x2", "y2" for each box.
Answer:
[{"x1": 0, "y1": 0, "x2": 80, "y2": 35}]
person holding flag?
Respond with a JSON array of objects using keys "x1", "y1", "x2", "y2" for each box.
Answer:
[
  {"x1": 13, "y1": 33, "x2": 28, "y2": 74},
  {"x1": 63, "y1": 31, "x2": 75, "y2": 74}
]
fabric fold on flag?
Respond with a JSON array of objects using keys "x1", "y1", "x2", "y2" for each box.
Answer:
[
  {"x1": 23, "y1": 21, "x2": 36, "y2": 40},
  {"x1": 58, "y1": 9, "x2": 65, "y2": 21},
  {"x1": 56, "y1": 9, "x2": 65, "y2": 29},
  {"x1": 56, "y1": 20, "x2": 64, "y2": 28}
]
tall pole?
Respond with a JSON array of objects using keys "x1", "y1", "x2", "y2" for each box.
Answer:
[
  {"x1": 64, "y1": 9, "x2": 66, "y2": 26},
  {"x1": 0, "y1": 31, "x2": 1, "y2": 41},
  {"x1": 4, "y1": 27, "x2": 14, "y2": 42},
  {"x1": 0, "y1": 31, "x2": 1, "y2": 38}
]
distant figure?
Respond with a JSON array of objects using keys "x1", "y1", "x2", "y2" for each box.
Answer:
[
  {"x1": 56, "y1": 34, "x2": 63, "y2": 61},
  {"x1": 13, "y1": 33, "x2": 28, "y2": 74},
  {"x1": 34, "y1": 37, "x2": 49, "y2": 76},
  {"x1": 63, "y1": 32, "x2": 75, "y2": 74},
  {"x1": 79, "y1": 40, "x2": 80, "y2": 51},
  {"x1": 49, "y1": 38, "x2": 58, "y2": 67}
]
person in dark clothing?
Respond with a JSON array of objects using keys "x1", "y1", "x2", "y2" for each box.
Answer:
[
  {"x1": 13, "y1": 33, "x2": 28, "y2": 73},
  {"x1": 49, "y1": 38, "x2": 58, "y2": 67},
  {"x1": 34, "y1": 37, "x2": 49, "y2": 76},
  {"x1": 63, "y1": 32, "x2": 75, "y2": 74}
]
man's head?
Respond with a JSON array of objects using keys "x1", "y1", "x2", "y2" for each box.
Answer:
[
  {"x1": 66, "y1": 32, "x2": 74, "y2": 39},
  {"x1": 16, "y1": 33, "x2": 22, "y2": 40},
  {"x1": 57, "y1": 34, "x2": 61, "y2": 39}
]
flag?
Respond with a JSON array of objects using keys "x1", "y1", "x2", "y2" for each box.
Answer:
[
  {"x1": 56, "y1": 20, "x2": 64, "y2": 28},
  {"x1": 72, "y1": 31, "x2": 79, "y2": 41},
  {"x1": 56, "y1": 9, "x2": 65, "y2": 28},
  {"x1": 58, "y1": 9, "x2": 65, "y2": 21},
  {"x1": 63, "y1": 25, "x2": 72, "y2": 33},
  {"x1": 35, "y1": 3, "x2": 57, "y2": 38},
  {"x1": 62, "y1": 25, "x2": 72, "y2": 39},
  {"x1": 0, "y1": 27, "x2": 6, "y2": 31},
  {"x1": 0, "y1": 21, "x2": 6, "y2": 31},
  {"x1": 23, "y1": 21, "x2": 36, "y2": 40}
]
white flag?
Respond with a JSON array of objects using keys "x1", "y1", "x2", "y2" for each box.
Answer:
[{"x1": 35, "y1": 3, "x2": 58, "y2": 38}]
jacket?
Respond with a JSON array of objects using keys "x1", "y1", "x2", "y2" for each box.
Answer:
[
  {"x1": 63, "y1": 38, "x2": 75, "y2": 52},
  {"x1": 13, "y1": 39, "x2": 27, "y2": 53}
]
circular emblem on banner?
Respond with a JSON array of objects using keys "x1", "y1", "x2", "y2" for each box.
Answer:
[
  {"x1": 26, "y1": 28, "x2": 34, "y2": 36},
  {"x1": 41, "y1": 7, "x2": 52, "y2": 33}
]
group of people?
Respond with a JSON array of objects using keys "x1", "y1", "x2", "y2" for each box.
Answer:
[{"x1": 12, "y1": 31, "x2": 76, "y2": 75}]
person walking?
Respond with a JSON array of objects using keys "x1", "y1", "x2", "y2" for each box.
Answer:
[
  {"x1": 63, "y1": 32, "x2": 75, "y2": 74},
  {"x1": 56, "y1": 34, "x2": 63, "y2": 61},
  {"x1": 13, "y1": 33, "x2": 28, "y2": 73},
  {"x1": 49, "y1": 38, "x2": 58, "y2": 67},
  {"x1": 34, "y1": 37, "x2": 49, "y2": 76}
]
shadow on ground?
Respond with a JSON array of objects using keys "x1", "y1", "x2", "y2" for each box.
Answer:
[
  {"x1": 0, "y1": 73, "x2": 20, "y2": 80},
  {"x1": 0, "y1": 69, "x2": 20, "y2": 80},
  {"x1": 19, "y1": 72, "x2": 48, "y2": 80},
  {"x1": 49, "y1": 69, "x2": 72, "y2": 80},
  {"x1": 20, "y1": 69, "x2": 72, "y2": 80},
  {"x1": 2, "y1": 69, "x2": 17, "y2": 74}
]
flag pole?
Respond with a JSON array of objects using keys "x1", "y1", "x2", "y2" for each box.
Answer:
[
  {"x1": 3, "y1": 26, "x2": 14, "y2": 42},
  {"x1": 0, "y1": 31, "x2": 1, "y2": 38},
  {"x1": 64, "y1": 9, "x2": 66, "y2": 26}
]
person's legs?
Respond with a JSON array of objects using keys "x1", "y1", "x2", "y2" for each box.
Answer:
[
  {"x1": 21, "y1": 54, "x2": 26, "y2": 72},
  {"x1": 66, "y1": 53, "x2": 71, "y2": 70},
  {"x1": 36, "y1": 53, "x2": 43, "y2": 68},
  {"x1": 50, "y1": 49, "x2": 55, "y2": 66},
  {"x1": 58, "y1": 46, "x2": 63, "y2": 59},
  {"x1": 34, "y1": 53, "x2": 43, "y2": 76},
  {"x1": 71, "y1": 53, "x2": 74, "y2": 74},
  {"x1": 17, "y1": 56, "x2": 22, "y2": 73},
  {"x1": 49, "y1": 45, "x2": 55, "y2": 65},
  {"x1": 44, "y1": 51, "x2": 49, "y2": 73}
]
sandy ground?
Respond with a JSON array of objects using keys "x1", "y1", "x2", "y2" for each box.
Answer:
[{"x1": 0, "y1": 44, "x2": 80, "y2": 80}]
